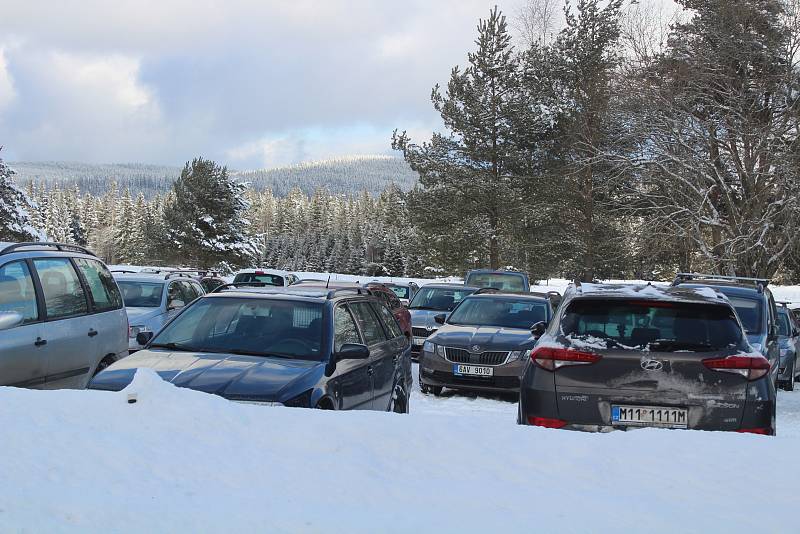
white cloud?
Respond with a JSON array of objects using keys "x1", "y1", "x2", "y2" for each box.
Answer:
[{"x1": 0, "y1": 48, "x2": 16, "y2": 112}]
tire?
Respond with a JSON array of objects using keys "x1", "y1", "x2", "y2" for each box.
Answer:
[
  {"x1": 93, "y1": 356, "x2": 114, "y2": 377},
  {"x1": 786, "y1": 362, "x2": 795, "y2": 392},
  {"x1": 389, "y1": 383, "x2": 409, "y2": 414}
]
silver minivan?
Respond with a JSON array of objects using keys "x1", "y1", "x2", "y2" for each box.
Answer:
[{"x1": 0, "y1": 242, "x2": 128, "y2": 388}]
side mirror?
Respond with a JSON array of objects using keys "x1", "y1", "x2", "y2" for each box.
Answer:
[
  {"x1": 335, "y1": 343, "x2": 370, "y2": 361},
  {"x1": 531, "y1": 321, "x2": 547, "y2": 338},
  {"x1": 136, "y1": 331, "x2": 154, "y2": 345},
  {"x1": 0, "y1": 311, "x2": 23, "y2": 331},
  {"x1": 434, "y1": 313, "x2": 447, "y2": 325},
  {"x1": 168, "y1": 299, "x2": 185, "y2": 311}
]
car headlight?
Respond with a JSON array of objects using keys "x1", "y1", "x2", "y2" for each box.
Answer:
[
  {"x1": 129, "y1": 325, "x2": 150, "y2": 339},
  {"x1": 422, "y1": 341, "x2": 446, "y2": 358}
]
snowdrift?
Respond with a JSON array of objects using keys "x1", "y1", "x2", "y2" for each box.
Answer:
[{"x1": 2, "y1": 369, "x2": 798, "y2": 533}]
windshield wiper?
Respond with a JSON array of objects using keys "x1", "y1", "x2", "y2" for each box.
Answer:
[
  {"x1": 148, "y1": 342, "x2": 200, "y2": 352},
  {"x1": 226, "y1": 349, "x2": 293, "y2": 358},
  {"x1": 409, "y1": 305, "x2": 441, "y2": 311}
]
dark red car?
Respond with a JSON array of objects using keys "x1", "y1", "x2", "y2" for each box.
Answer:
[{"x1": 294, "y1": 280, "x2": 412, "y2": 341}]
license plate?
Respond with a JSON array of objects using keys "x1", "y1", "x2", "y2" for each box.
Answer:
[
  {"x1": 412, "y1": 337, "x2": 426, "y2": 346},
  {"x1": 453, "y1": 364, "x2": 493, "y2": 377},
  {"x1": 612, "y1": 405, "x2": 688, "y2": 428}
]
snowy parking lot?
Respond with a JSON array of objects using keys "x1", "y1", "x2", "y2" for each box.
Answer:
[{"x1": 3, "y1": 363, "x2": 800, "y2": 533}]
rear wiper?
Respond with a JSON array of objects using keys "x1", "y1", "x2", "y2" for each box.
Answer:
[
  {"x1": 648, "y1": 339, "x2": 715, "y2": 352},
  {"x1": 148, "y1": 342, "x2": 200, "y2": 352}
]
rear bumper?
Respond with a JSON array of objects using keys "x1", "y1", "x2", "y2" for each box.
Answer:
[
  {"x1": 419, "y1": 352, "x2": 524, "y2": 392},
  {"x1": 519, "y1": 367, "x2": 775, "y2": 434}
]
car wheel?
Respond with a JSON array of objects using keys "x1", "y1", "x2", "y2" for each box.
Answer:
[
  {"x1": 786, "y1": 363, "x2": 796, "y2": 392},
  {"x1": 390, "y1": 383, "x2": 409, "y2": 414},
  {"x1": 93, "y1": 356, "x2": 114, "y2": 377}
]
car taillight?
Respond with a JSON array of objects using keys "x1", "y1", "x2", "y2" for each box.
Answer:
[
  {"x1": 702, "y1": 354, "x2": 770, "y2": 381},
  {"x1": 736, "y1": 427, "x2": 773, "y2": 435},
  {"x1": 531, "y1": 346, "x2": 601, "y2": 371},
  {"x1": 527, "y1": 416, "x2": 568, "y2": 428}
]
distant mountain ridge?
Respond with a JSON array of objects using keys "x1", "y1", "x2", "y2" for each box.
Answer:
[{"x1": 11, "y1": 155, "x2": 418, "y2": 197}]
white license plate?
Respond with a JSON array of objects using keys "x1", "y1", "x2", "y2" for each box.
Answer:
[
  {"x1": 453, "y1": 364, "x2": 493, "y2": 377},
  {"x1": 412, "y1": 337, "x2": 426, "y2": 346},
  {"x1": 612, "y1": 405, "x2": 688, "y2": 428}
]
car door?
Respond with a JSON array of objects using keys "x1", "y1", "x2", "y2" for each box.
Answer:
[
  {"x1": 349, "y1": 301, "x2": 394, "y2": 411},
  {"x1": 0, "y1": 259, "x2": 48, "y2": 387},
  {"x1": 73, "y1": 257, "x2": 126, "y2": 372},
  {"x1": 333, "y1": 303, "x2": 373, "y2": 409},
  {"x1": 31, "y1": 257, "x2": 97, "y2": 389},
  {"x1": 372, "y1": 301, "x2": 409, "y2": 405}
]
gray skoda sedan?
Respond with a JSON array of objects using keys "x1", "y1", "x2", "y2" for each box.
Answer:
[
  {"x1": 419, "y1": 291, "x2": 553, "y2": 395},
  {"x1": 518, "y1": 283, "x2": 776, "y2": 435}
]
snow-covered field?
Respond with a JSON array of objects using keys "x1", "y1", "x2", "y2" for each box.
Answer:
[{"x1": 2, "y1": 364, "x2": 800, "y2": 533}]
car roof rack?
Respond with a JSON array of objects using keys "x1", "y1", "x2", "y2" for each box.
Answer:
[
  {"x1": 211, "y1": 282, "x2": 278, "y2": 293},
  {"x1": 672, "y1": 272, "x2": 770, "y2": 292},
  {"x1": 0, "y1": 242, "x2": 97, "y2": 257},
  {"x1": 327, "y1": 287, "x2": 369, "y2": 299},
  {"x1": 164, "y1": 272, "x2": 198, "y2": 280}
]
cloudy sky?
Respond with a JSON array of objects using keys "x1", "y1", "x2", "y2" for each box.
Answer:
[{"x1": 0, "y1": 0, "x2": 674, "y2": 169}]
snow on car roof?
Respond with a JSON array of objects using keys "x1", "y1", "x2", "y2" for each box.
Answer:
[{"x1": 572, "y1": 283, "x2": 727, "y2": 304}]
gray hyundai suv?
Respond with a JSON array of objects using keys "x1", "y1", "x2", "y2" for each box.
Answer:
[
  {"x1": 519, "y1": 282, "x2": 776, "y2": 435},
  {"x1": 0, "y1": 242, "x2": 128, "y2": 388}
]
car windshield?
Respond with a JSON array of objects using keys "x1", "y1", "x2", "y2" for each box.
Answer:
[
  {"x1": 465, "y1": 272, "x2": 526, "y2": 291},
  {"x1": 722, "y1": 295, "x2": 763, "y2": 335},
  {"x1": 234, "y1": 273, "x2": 284, "y2": 286},
  {"x1": 150, "y1": 297, "x2": 324, "y2": 360},
  {"x1": 389, "y1": 286, "x2": 410, "y2": 300},
  {"x1": 117, "y1": 281, "x2": 164, "y2": 307},
  {"x1": 561, "y1": 299, "x2": 744, "y2": 351},
  {"x1": 778, "y1": 309, "x2": 792, "y2": 337},
  {"x1": 409, "y1": 287, "x2": 475, "y2": 311},
  {"x1": 447, "y1": 297, "x2": 548, "y2": 329}
]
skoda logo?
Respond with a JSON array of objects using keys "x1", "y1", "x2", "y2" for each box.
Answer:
[
  {"x1": 471, "y1": 345, "x2": 481, "y2": 353},
  {"x1": 641, "y1": 359, "x2": 664, "y2": 371},
  {"x1": 426, "y1": 325, "x2": 434, "y2": 332}
]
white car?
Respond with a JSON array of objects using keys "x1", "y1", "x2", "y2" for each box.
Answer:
[{"x1": 232, "y1": 269, "x2": 299, "y2": 287}]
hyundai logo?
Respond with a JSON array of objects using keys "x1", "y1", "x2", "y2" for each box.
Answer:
[
  {"x1": 471, "y1": 345, "x2": 481, "y2": 352},
  {"x1": 641, "y1": 359, "x2": 664, "y2": 371}
]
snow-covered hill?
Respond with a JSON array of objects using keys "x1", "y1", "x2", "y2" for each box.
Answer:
[{"x1": 11, "y1": 155, "x2": 418, "y2": 197}]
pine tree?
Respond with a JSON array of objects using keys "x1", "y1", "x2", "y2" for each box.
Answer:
[{"x1": 0, "y1": 151, "x2": 42, "y2": 242}]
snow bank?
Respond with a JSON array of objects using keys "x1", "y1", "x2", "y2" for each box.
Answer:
[{"x1": 2, "y1": 368, "x2": 798, "y2": 533}]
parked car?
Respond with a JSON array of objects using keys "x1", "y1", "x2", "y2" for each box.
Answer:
[
  {"x1": 113, "y1": 272, "x2": 205, "y2": 352},
  {"x1": 419, "y1": 290, "x2": 553, "y2": 395},
  {"x1": 0, "y1": 241, "x2": 128, "y2": 388},
  {"x1": 672, "y1": 273, "x2": 781, "y2": 386},
  {"x1": 519, "y1": 282, "x2": 776, "y2": 435},
  {"x1": 232, "y1": 269, "x2": 299, "y2": 287},
  {"x1": 465, "y1": 269, "x2": 530, "y2": 292},
  {"x1": 380, "y1": 282, "x2": 419, "y2": 306},
  {"x1": 408, "y1": 283, "x2": 479, "y2": 359},
  {"x1": 290, "y1": 281, "x2": 412, "y2": 341},
  {"x1": 776, "y1": 303, "x2": 800, "y2": 391},
  {"x1": 89, "y1": 285, "x2": 413, "y2": 412}
]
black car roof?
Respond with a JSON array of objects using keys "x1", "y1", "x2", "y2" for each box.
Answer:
[
  {"x1": 467, "y1": 292, "x2": 551, "y2": 302},
  {"x1": 566, "y1": 283, "x2": 732, "y2": 305},
  {"x1": 419, "y1": 283, "x2": 480, "y2": 290}
]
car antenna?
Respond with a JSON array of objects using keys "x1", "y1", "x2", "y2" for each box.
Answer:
[{"x1": 326, "y1": 273, "x2": 331, "y2": 289}]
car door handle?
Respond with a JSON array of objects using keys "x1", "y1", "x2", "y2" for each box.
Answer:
[
  {"x1": 34, "y1": 337, "x2": 47, "y2": 347},
  {"x1": 88, "y1": 329, "x2": 98, "y2": 337}
]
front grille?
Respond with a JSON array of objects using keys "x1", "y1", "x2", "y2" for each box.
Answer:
[
  {"x1": 445, "y1": 347, "x2": 471, "y2": 363},
  {"x1": 430, "y1": 370, "x2": 519, "y2": 389},
  {"x1": 413, "y1": 327, "x2": 435, "y2": 338},
  {"x1": 479, "y1": 351, "x2": 509, "y2": 365},
  {"x1": 444, "y1": 348, "x2": 509, "y2": 366}
]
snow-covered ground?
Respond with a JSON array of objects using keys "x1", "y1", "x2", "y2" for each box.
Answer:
[{"x1": 3, "y1": 365, "x2": 800, "y2": 533}]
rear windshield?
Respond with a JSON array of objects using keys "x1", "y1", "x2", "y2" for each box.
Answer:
[
  {"x1": 150, "y1": 297, "x2": 324, "y2": 360},
  {"x1": 118, "y1": 281, "x2": 164, "y2": 308},
  {"x1": 409, "y1": 287, "x2": 475, "y2": 311},
  {"x1": 389, "y1": 286, "x2": 410, "y2": 300},
  {"x1": 465, "y1": 273, "x2": 527, "y2": 292},
  {"x1": 448, "y1": 296, "x2": 548, "y2": 329},
  {"x1": 233, "y1": 273, "x2": 284, "y2": 286},
  {"x1": 561, "y1": 299, "x2": 744, "y2": 352}
]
